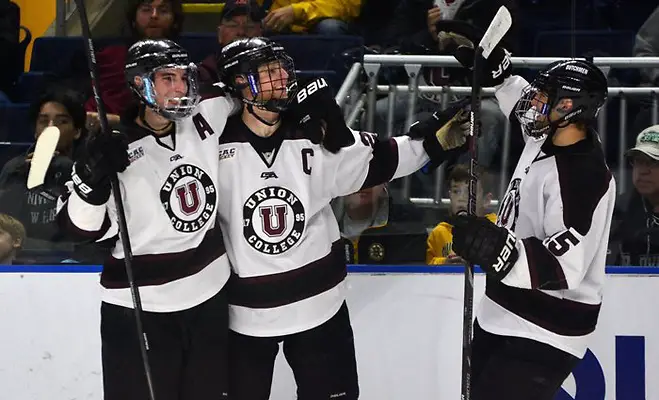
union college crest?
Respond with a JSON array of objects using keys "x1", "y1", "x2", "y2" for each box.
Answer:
[
  {"x1": 160, "y1": 164, "x2": 217, "y2": 232},
  {"x1": 497, "y1": 178, "x2": 521, "y2": 231},
  {"x1": 243, "y1": 186, "x2": 306, "y2": 254}
]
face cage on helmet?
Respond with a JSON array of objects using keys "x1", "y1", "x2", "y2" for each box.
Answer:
[
  {"x1": 136, "y1": 63, "x2": 201, "y2": 121},
  {"x1": 236, "y1": 52, "x2": 298, "y2": 113},
  {"x1": 513, "y1": 84, "x2": 555, "y2": 138},
  {"x1": 514, "y1": 72, "x2": 605, "y2": 138}
]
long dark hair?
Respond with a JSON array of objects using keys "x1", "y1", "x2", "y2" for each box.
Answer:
[
  {"x1": 28, "y1": 85, "x2": 88, "y2": 157},
  {"x1": 28, "y1": 86, "x2": 87, "y2": 134}
]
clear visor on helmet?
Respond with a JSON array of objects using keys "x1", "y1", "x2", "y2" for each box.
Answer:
[
  {"x1": 140, "y1": 63, "x2": 201, "y2": 120},
  {"x1": 244, "y1": 55, "x2": 297, "y2": 111},
  {"x1": 513, "y1": 84, "x2": 553, "y2": 138}
]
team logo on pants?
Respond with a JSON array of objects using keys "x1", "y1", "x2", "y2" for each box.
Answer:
[
  {"x1": 160, "y1": 164, "x2": 217, "y2": 232},
  {"x1": 243, "y1": 186, "x2": 306, "y2": 254}
]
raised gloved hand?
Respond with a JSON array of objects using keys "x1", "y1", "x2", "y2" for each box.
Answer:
[
  {"x1": 72, "y1": 130, "x2": 130, "y2": 205},
  {"x1": 288, "y1": 76, "x2": 355, "y2": 153},
  {"x1": 451, "y1": 214, "x2": 519, "y2": 280},
  {"x1": 407, "y1": 97, "x2": 471, "y2": 171},
  {"x1": 434, "y1": 20, "x2": 512, "y2": 87}
]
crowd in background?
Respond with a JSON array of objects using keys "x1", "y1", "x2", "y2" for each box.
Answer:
[{"x1": 0, "y1": 0, "x2": 658, "y2": 266}]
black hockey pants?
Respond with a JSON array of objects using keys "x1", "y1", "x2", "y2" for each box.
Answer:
[
  {"x1": 101, "y1": 288, "x2": 229, "y2": 400},
  {"x1": 471, "y1": 321, "x2": 581, "y2": 400},
  {"x1": 228, "y1": 302, "x2": 359, "y2": 400}
]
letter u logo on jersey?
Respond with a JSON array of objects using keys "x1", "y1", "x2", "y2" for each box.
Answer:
[
  {"x1": 498, "y1": 178, "x2": 521, "y2": 231},
  {"x1": 260, "y1": 205, "x2": 288, "y2": 237},
  {"x1": 175, "y1": 181, "x2": 201, "y2": 215}
]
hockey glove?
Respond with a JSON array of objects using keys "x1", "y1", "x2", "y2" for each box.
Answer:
[
  {"x1": 72, "y1": 130, "x2": 129, "y2": 206},
  {"x1": 408, "y1": 97, "x2": 471, "y2": 172},
  {"x1": 435, "y1": 21, "x2": 512, "y2": 87},
  {"x1": 288, "y1": 76, "x2": 355, "y2": 153},
  {"x1": 451, "y1": 214, "x2": 519, "y2": 281}
]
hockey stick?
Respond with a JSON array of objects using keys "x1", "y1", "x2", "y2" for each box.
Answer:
[
  {"x1": 461, "y1": 6, "x2": 512, "y2": 400},
  {"x1": 27, "y1": 126, "x2": 60, "y2": 189},
  {"x1": 73, "y1": 1, "x2": 156, "y2": 399}
]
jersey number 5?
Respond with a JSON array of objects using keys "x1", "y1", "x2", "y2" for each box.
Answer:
[
  {"x1": 544, "y1": 229, "x2": 580, "y2": 257},
  {"x1": 359, "y1": 131, "x2": 377, "y2": 147}
]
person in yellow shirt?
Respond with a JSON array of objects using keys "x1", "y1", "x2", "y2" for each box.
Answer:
[
  {"x1": 427, "y1": 164, "x2": 496, "y2": 265},
  {"x1": 213, "y1": 0, "x2": 361, "y2": 34}
]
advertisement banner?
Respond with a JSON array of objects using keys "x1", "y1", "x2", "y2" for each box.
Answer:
[{"x1": 0, "y1": 266, "x2": 656, "y2": 399}]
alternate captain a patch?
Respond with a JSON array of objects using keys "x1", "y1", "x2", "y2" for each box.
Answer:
[
  {"x1": 160, "y1": 164, "x2": 217, "y2": 232},
  {"x1": 243, "y1": 186, "x2": 306, "y2": 254}
]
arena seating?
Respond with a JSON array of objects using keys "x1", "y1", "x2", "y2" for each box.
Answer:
[{"x1": 0, "y1": 21, "x2": 647, "y2": 171}]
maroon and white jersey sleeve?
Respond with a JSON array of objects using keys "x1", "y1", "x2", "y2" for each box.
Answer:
[
  {"x1": 322, "y1": 130, "x2": 430, "y2": 199},
  {"x1": 501, "y1": 163, "x2": 616, "y2": 291}
]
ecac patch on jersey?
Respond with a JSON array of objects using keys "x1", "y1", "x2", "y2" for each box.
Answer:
[
  {"x1": 242, "y1": 186, "x2": 306, "y2": 255},
  {"x1": 128, "y1": 146, "x2": 145, "y2": 163},
  {"x1": 219, "y1": 147, "x2": 236, "y2": 160},
  {"x1": 160, "y1": 164, "x2": 217, "y2": 233}
]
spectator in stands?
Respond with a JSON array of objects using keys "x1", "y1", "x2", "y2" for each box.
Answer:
[
  {"x1": 631, "y1": 5, "x2": 659, "y2": 141},
  {"x1": 374, "y1": 0, "x2": 519, "y2": 169},
  {"x1": 260, "y1": 0, "x2": 361, "y2": 35},
  {"x1": 332, "y1": 183, "x2": 427, "y2": 264},
  {"x1": 334, "y1": 184, "x2": 390, "y2": 241},
  {"x1": 611, "y1": 125, "x2": 659, "y2": 266},
  {"x1": 0, "y1": 86, "x2": 85, "y2": 244},
  {"x1": 427, "y1": 164, "x2": 495, "y2": 265},
  {"x1": 0, "y1": 213, "x2": 25, "y2": 265},
  {"x1": 85, "y1": 0, "x2": 184, "y2": 129},
  {"x1": 198, "y1": 0, "x2": 264, "y2": 87}
]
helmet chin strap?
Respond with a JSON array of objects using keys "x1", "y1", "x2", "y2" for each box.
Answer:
[
  {"x1": 139, "y1": 104, "x2": 173, "y2": 132},
  {"x1": 246, "y1": 103, "x2": 280, "y2": 127}
]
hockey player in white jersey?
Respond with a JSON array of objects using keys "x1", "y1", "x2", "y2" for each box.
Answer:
[
  {"x1": 215, "y1": 37, "x2": 471, "y2": 399},
  {"x1": 442, "y1": 31, "x2": 616, "y2": 399},
  {"x1": 57, "y1": 39, "x2": 236, "y2": 400}
]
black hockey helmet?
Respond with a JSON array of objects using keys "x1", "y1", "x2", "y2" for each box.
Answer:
[
  {"x1": 514, "y1": 59, "x2": 608, "y2": 138},
  {"x1": 125, "y1": 39, "x2": 200, "y2": 120},
  {"x1": 217, "y1": 37, "x2": 297, "y2": 113}
]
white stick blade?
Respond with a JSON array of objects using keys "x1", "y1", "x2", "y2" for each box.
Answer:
[
  {"x1": 27, "y1": 126, "x2": 60, "y2": 189},
  {"x1": 479, "y1": 6, "x2": 512, "y2": 60}
]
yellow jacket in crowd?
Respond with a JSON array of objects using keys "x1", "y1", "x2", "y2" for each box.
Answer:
[
  {"x1": 216, "y1": 0, "x2": 361, "y2": 33},
  {"x1": 426, "y1": 213, "x2": 498, "y2": 265}
]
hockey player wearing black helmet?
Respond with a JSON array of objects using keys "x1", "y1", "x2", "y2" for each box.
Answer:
[
  {"x1": 440, "y1": 31, "x2": 616, "y2": 399},
  {"x1": 58, "y1": 39, "x2": 239, "y2": 400},
  {"x1": 215, "y1": 37, "x2": 474, "y2": 400}
]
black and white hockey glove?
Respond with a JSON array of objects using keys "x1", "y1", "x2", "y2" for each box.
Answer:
[
  {"x1": 288, "y1": 76, "x2": 355, "y2": 153},
  {"x1": 451, "y1": 214, "x2": 519, "y2": 281},
  {"x1": 407, "y1": 97, "x2": 471, "y2": 172},
  {"x1": 72, "y1": 130, "x2": 129, "y2": 205},
  {"x1": 434, "y1": 20, "x2": 512, "y2": 87}
]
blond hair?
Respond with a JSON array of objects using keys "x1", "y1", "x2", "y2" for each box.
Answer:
[{"x1": 0, "y1": 214, "x2": 26, "y2": 249}]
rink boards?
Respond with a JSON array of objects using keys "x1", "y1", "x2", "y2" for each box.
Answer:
[{"x1": 0, "y1": 265, "x2": 656, "y2": 400}]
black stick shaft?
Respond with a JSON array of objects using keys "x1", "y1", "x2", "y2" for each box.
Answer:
[
  {"x1": 73, "y1": 1, "x2": 156, "y2": 399},
  {"x1": 460, "y1": 45, "x2": 484, "y2": 400}
]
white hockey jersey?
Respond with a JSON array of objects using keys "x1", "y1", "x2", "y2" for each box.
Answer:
[
  {"x1": 476, "y1": 75, "x2": 617, "y2": 358},
  {"x1": 217, "y1": 115, "x2": 430, "y2": 337},
  {"x1": 58, "y1": 94, "x2": 238, "y2": 312}
]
